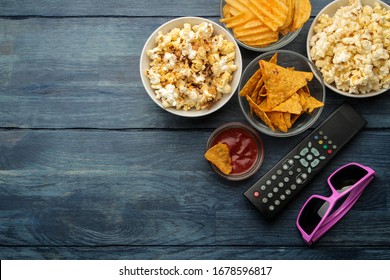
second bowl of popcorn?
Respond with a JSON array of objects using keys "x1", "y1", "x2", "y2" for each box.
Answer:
[
  {"x1": 307, "y1": 0, "x2": 390, "y2": 98},
  {"x1": 140, "y1": 17, "x2": 242, "y2": 117}
]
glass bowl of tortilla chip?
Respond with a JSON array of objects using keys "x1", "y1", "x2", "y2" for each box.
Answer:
[
  {"x1": 238, "y1": 50, "x2": 326, "y2": 137},
  {"x1": 219, "y1": 0, "x2": 311, "y2": 52},
  {"x1": 205, "y1": 122, "x2": 264, "y2": 181}
]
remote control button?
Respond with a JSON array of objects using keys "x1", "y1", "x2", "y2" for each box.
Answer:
[
  {"x1": 267, "y1": 193, "x2": 273, "y2": 198},
  {"x1": 262, "y1": 198, "x2": 268, "y2": 204},
  {"x1": 266, "y1": 180, "x2": 272, "y2": 185},
  {"x1": 288, "y1": 170, "x2": 293, "y2": 176},
  {"x1": 278, "y1": 182, "x2": 284, "y2": 188},
  {"x1": 333, "y1": 145, "x2": 337, "y2": 149},
  {"x1": 299, "y1": 147, "x2": 309, "y2": 157},
  {"x1": 271, "y1": 175, "x2": 277, "y2": 180},
  {"x1": 328, "y1": 149, "x2": 332, "y2": 154},
  {"x1": 273, "y1": 187, "x2": 279, "y2": 193},
  {"x1": 306, "y1": 154, "x2": 313, "y2": 161},
  {"x1": 311, "y1": 148, "x2": 320, "y2": 157},
  {"x1": 324, "y1": 135, "x2": 328, "y2": 140},
  {"x1": 274, "y1": 200, "x2": 280, "y2": 206},
  {"x1": 288, "y1": 159, "x2": 294, "y2": 165},
  {"x1": 269, "y1": 205, "x2": 275, "y2": 211},
  {"x1": 328, "y1": 140, "x2": 332, "y2": 145},
  {"x1": 319, "y1": 131, "x2": 323, "y2": 135},
  {"x1": 296, "y1": 178, "x2": 303, "y2": 184},
  {"x1": 301, "y1": 173, "x2": 308, "y2": 179},
  {"x1": 277, "y1": 169, "x2": 282, "y2": 175},
  {"x1": 319, "y1": 140, "x2": 323, "y2": 145},
  {"x1": 314, "y1": 135, "x2": 319, "y2": 140},
  {"x1": 261, "y1": 185, "x2": 266, "y2": 191},
  {"x1": 285, "y1": 189, "x2": 291, "y2": 195},
  {"x1": 284, "y1": 177, "x2": 289, "y2": 183},
  {"x1": 283, "y1": 164, "x2": 289, "y2": 170},
  {"x1": 297, "y1": 168, "x2": 301, "y2": 172},
  {"x1": 253, "y1": 191, "x2": 260, "y2": 198},
  {"x1": 300, "y1": 159, "x2": 309, "y2": 167},
  {"x1": 291, "y1": 184, "x2": 297, "y2": 190},
  {"x1": 323, "y1": 144, "x2": 328, "y2": 149},
  {"x1": 311, "y1": 159, "x2": 320, "y2": 168},
  {"x1": 280, "y1": 195, "x2": 286, "y2": 200}
]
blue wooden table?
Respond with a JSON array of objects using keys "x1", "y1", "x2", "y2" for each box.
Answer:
[{"x1": 0, "y1": 0, "x2": 389, "y2": 260}]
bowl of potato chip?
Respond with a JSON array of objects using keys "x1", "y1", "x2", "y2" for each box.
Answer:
[
  {"x1": 220, "y1": 0, "x2": 312, "y2": 51},
  {"x1": 307, "y1": 0, "x2": 390, "y2": 97},
  {"x1": 140, "y1": 17, "x2": 242, "y2": 117},
  {"x1": 238, "y1": 50, "x2": 325, "y2": 137}
]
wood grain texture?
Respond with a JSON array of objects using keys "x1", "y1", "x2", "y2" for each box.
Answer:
[
  {"x1": 0, "y1": 0, "x2": 339, "y2": 17},
  {"x1": 0, "y1": 18, "x2": 389, "y2": 129},
  {"x1": 2, "y1": 247, "x2": 390, "y2": 260},
  {"x1": 0, "y1": 0, "x2": 389, "y2": 260},
  {"x1": 0, "y1": 130, "x2": 388, "y2": 249}
]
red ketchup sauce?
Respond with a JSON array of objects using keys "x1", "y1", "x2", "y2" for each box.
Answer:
[{"x1": 211, "y1": 127, "x2": 259, "y2": 175}]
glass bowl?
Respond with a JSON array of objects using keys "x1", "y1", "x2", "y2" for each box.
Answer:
[
  {"x1": 206, "y1": 122, "x2": 264, "y2": 181},
  {"x1": 219, "y1": 0, "x2": 301, "y2": 52},
  {"x1": 238, "y1": 50, "x2": 326, "y2": 137}
]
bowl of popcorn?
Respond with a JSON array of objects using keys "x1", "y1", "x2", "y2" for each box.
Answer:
[
  {"x1": 140, "y1": 17, "x2": 242, "y2": 117},
  {"x1": 219, "y1": 0, "x2": 312, "y2": 52},
  {"x1": 307, "y1": 0, "x2": 390, "y2": 97}
]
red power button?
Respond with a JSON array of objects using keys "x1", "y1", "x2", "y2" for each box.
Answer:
[{"x1": 253, "y1": 191, "x2": 260, "y2": 198}]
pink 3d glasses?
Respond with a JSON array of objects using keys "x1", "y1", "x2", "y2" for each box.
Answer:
[{"x1": 296, "y1": 162, "x2": 376, "y2": 245}]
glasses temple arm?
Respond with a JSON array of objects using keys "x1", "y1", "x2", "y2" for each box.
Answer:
[{"x1": 311, "y1": 176, "x2": 374, "y2": 244}]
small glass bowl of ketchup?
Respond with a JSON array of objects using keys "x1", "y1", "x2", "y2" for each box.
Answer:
[{"x1": 206, "y1": 122, "x2": 264, "y2": 181}]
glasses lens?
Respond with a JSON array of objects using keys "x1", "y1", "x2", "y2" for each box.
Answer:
[
  {"x1": 299, "y1": 197, "x2": 330, "y2": 235},
  {"x1": 330, "y1": 165, "x2": 368, "y2": 193}
]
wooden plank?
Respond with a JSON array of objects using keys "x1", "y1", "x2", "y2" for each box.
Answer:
[
  {"x1": 0, "y1": 130, "x2": 388, "y2": 247},
  {"x1": 0, "y1": 0, "x2": 328, "y2": 17},
  {"x1": 1, "y1": 246, "x2": 390, "y2": 260},
  {"x1": 1, "y1": 18, "x2": 389, "y2": 129}
]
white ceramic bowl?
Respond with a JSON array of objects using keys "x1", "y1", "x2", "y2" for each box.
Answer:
[
  {"x1": 307, "y1": 0, "x2": 390, "y2": 98},
  {"x1": 140, "y1": 17, "x2": 242, "y2": 117}
]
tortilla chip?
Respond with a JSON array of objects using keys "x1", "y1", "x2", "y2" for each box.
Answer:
[
  {"x1": 305, "y1": 96, "x2": 325, "y2": 113},
  {"x1": 260, "y1": 60, "x2": 309, "y2": 108},
  {"x1": 283, "y1": 112, "x2": 292, "y2": 129},
  {"x1": 205, "y1": 142, "x2": 232, "y2": 175},
  {"x1": 239, "y1": 68, "x2": 262, "y2": 96},
  {"x1": 246, "y1": 95, "x2": 275, "y2": 131},
  {"x1": 268, "y1": 111, "x2": 288, "y2": 133},
  {"x1": 272, "y1": 93, "x2": 303, "y2": 114}
]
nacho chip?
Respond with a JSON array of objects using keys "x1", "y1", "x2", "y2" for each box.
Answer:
[
  {"x1": 239, "y1": 68, "x2": 262, "y2": 96},
  {"x1": 246, "y1": 95, "x2": 275, "y2": 131},
  {"x1": 283, "y1": 112, "x2": 292, "y2": 129},
  {"x1": 205, "y1": 142, "x2": 232, "y2": 175},
  {"x1": 268, "y1": 111, "x2": 288, "y2": 133},
  {"x1": 272, "y1": 93, "x2": 303, "y2": 114},
  {"x1": 260, "y1": 60, "x2": 308, "y2": 108}
]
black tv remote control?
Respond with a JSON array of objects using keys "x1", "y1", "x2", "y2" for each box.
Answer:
[{"x1": 244, "y1": 103, "x2": 367, "y2": 219}]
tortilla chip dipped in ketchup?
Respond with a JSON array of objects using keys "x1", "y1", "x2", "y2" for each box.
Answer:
[{"x1": 205, "y1": 123, "x2": 264, "y2": 180}]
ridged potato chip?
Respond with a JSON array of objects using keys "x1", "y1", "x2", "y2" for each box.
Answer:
[{"x1": 220, "y1": 0, "x2": 312, "y2": 47}]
